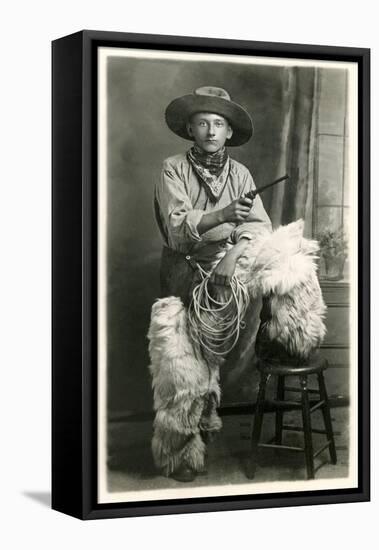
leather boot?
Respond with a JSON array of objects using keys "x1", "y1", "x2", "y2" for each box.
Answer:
[{"x1": 170, "y1": 464, "x2": 197, "y2": 482}]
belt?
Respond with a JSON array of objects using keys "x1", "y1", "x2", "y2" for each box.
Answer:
[{"x1": 162, "y1": 245, "x2": 199, "y2": 272}]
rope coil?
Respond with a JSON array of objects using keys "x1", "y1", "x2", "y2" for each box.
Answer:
[{"x1": 188, "y1": 264, "x2": 250, "y2": 357}]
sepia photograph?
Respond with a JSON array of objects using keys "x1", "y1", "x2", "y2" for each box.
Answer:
[
  {"x1": 3, "y1": 0, "x2": 375, "y2": 541},
  {"x1": 97, "y1": 45, "x2": 359, "y2": 504}
]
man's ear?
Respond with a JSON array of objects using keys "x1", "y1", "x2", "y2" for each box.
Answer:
[
  {"x1": 227, "y1": 124, "x2": 233, "y2": 140},
  {"x1": 186, "y1": 121, "x2": 193, "y2": 137}
]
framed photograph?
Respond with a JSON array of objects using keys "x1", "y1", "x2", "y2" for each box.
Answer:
[{"x1": 52, "y1": 30, "x2": 370, "y2": 519}]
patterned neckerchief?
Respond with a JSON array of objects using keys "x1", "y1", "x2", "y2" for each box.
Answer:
[{"x1": 187, "y1": 144, "x2": 230, "y2": 202}]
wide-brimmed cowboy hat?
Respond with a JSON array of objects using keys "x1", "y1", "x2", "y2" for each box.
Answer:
[{"x1": 165, "y1": 86, "x2": 253, "y2": 147}]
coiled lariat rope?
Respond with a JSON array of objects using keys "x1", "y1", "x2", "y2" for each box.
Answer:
[{"x1": 188, "y1": 264, "x2": 250, "y2": 357}]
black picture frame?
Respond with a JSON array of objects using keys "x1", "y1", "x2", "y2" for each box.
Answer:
[{"x1": 52, "y1": 30, "x2": 370, "y2": 520}]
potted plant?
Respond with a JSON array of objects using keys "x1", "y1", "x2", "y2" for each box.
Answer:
[{"x1": 318, "y1": 228, "x2": 348, "y2": 281}]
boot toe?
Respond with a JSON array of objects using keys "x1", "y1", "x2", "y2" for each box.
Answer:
[{"x1": 170, "y1": 465, "x2": 197, "y2": 482}]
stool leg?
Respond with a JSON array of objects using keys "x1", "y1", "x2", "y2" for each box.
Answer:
[
  {"x1": 275, "y1": 375, "x2": 285, "y2": 445},
  {"x1": 300, "y1": 375, "x2": 315, "y2": 480},
  {"x1": 317, "y1": 372, "x2": 337, "y2": 464},
  {"x1": 246, "y1": 372, "x2": 269, "y2": 479}
]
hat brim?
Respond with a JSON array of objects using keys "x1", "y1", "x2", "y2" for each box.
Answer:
[{"x1": 165, "y1": 94, "x2": 253, "y2": 147}]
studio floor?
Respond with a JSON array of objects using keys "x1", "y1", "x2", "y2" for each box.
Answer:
[{"x1": 107, "y1": 407, "x2": 350, "y2": 493}]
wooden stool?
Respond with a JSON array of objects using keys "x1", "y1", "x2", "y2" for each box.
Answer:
[{"x1": 246, "y1": 356, "x2": 337, "y2": 480}]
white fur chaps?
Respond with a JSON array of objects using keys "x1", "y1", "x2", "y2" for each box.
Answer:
[
  {"x1": 148, "y1": 219, "x2": 327, "y2": 475},
  {"x1": 234, "y1": 219, "x2": 327, "y2": 362},
  {"x1": 148, "y1": 297, "x2": 222, "y2": 476}
]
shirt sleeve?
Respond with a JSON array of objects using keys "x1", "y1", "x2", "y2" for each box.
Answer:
[
  {"x1": 230, "y1": 168, "x2": 272, "y2": 243},
  {"x1": 155, "y1": 162, "x2": 205, "y2": 247}
]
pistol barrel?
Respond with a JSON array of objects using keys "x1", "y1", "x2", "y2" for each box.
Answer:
[{"x1": 244, "y1": 174, "x2": 290, "y2": 200}]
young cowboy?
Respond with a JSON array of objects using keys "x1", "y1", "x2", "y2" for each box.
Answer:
[{"x1": 151, "y1": 86, "x2": 272, "y2": 482}]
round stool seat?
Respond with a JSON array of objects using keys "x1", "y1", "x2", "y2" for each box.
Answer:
[{"x1": 257, "y1": 355, "x2": 328, "y2": 377}]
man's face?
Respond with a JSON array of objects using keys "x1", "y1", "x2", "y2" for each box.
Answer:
[{"x1": 186, "y1": 112, "x2": 233, "y2": 153}]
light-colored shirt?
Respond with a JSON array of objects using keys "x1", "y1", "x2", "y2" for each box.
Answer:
[{"x1": 155, "y1": 153, "x2": 272, "y2": 266}]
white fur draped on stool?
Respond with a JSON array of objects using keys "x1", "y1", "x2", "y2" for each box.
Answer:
[
  {"x1": 148, "y1": 219, "x2": 327, "y2": 475},
  {"x1": 235, "y1": 218, "x2": 327, "y2": 360}
]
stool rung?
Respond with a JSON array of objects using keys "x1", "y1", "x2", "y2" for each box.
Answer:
[
  {"x1": 313, "y1": 441, "x2": 331, "y2": 459},
  {"x1": 282, "y1": 425, "x2": 327, "y2": 435},
  {"x1": 258, "y1": 443, "x2": 303, "y2": 452},
  {"x1": 269, "y1": 399, "x2": 301, "y2": 408},
  {"x1": 284, "y1": 386, "x2": 319, "y2": 394},
  {"x1": 310, "y1": 400, "x2": 325, "y2": 413}
]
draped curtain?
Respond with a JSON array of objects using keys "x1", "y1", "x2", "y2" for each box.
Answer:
[{"x1": 269, "y1": 66, "x2": 318, "y2": 237}]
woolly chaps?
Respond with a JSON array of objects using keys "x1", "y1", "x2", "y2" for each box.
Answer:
[
  {"x1": 148, "y1": 296, "x2": 222, "y2": 476},
  {"x1": 148, "y1": 219, "x2": 327, "y2": 476}
]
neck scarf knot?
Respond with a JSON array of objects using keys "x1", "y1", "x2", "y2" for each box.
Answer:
[{"x1": 187, "y1": 144, "x2": 230, "y2": 202}]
